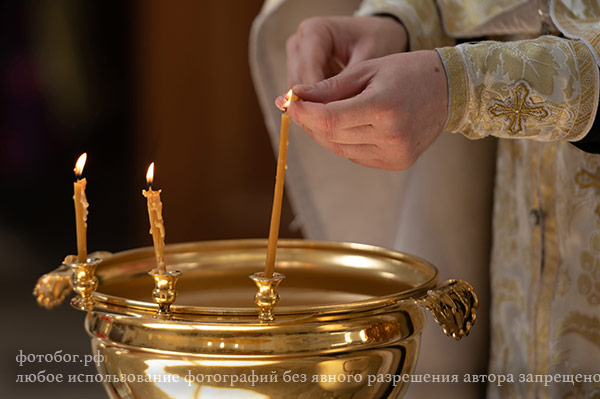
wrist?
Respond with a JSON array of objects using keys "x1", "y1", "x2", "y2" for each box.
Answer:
[
  {"x1": 426, "y1": 50, "x2": 449, "y2": 134},
  {"x1": 373, "y1": 13, "x2": 410, "y2": 52}
]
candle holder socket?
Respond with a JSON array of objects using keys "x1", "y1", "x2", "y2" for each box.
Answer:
[
  {"x1": 249, "y1": 272, "x2": 285, "y2": 322},
  {"x1": 67, "y1": 257, "x2": 101, "y2": 311},
  {"x1": 149, "y1": 269, "x2": 182, "y2": 317}
]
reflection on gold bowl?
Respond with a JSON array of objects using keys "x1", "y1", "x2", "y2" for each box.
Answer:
[{"x1": 36, "y1": 239, "x2": 477, "y2": 399}]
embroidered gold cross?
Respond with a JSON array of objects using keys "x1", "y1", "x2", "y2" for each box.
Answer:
[{"x1": 488, "y1": 84, "x2": 549, "y2": 135}]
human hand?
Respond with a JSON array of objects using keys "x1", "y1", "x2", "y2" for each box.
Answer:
[
  {"x1": 276, "y1": 51, "x2": 448, "y2": 171},
  {"x1": 286, "y1": 16, "x2": 408, "y2": 87}
]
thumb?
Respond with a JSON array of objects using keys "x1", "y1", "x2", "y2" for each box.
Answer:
[{"x1": 292, "y1": 63, "x2": 372, "y2": 104}]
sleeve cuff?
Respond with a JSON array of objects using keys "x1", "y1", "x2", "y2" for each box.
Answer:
[
  {"x1": 435, "y1": 46, "x2": 470, "y2": 135},
  {"x1": 436, "y1": 37, "x2": 599, "y2": 142},
  {"x1": 355, "y1": 0, "x2": 453, "y2": 51}
]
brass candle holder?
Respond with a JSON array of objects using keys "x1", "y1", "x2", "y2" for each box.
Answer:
[
  {"x1": 66, "y1": 256, "x2": 101, "y2": 311},
  {"x1": 148, "y1": 269, "x2": 182, "y2": 317},
  {"x1": 249, "y1": 271, "x2": 285, "y2": 322}
]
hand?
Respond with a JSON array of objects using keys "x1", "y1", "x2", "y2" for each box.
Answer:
[
  {"x1": 277, "y1": 51, "x2": 448, "y2": 171},
  {"x1": 286, "y1": 16, "x2": 408, "y2": 87}
]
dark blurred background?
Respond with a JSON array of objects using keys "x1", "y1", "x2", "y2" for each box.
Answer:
[{"x1": 1, "y1": 1, "x2": 299, "y2": 397}]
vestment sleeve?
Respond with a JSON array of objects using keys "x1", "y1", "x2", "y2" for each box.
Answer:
[
  {"x1": 436, "y1": 36, "x2": 600, "y2": 142},
  {"x1": 355, "y1": 0, "x2": 453, "y2": 50}
]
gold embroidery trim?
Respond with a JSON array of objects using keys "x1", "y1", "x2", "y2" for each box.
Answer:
[
  {"x1": 557, "y1": 311, "x2": 600, "y2": 351},
  {"x1": 574, "y1": 167, "x2": 600, "y2": 218},
  {"x1": 567, "y1": 41, "x2": 599, "y2": 141},
  {"x1": 437, "y1": 46, "x2": 468, "y2": 133},
  {"x1": 488, "y1": 83, "x2": 549, "y2": 136},
  {"x1": 437, "y1": 0, "x2": 525, "y2": 37},
  {"x1": 551, "y1": 1, "x2": 600, "y2": 141},
  {"x1": 552, "y1": 0, "x2": 600, "y2": 64},
  {"x1": 575, "y1": 169, "x2": 600, "y2": 190}
]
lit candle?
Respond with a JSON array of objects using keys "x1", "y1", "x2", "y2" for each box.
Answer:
[
  {"x1": 73, "y1": 153, "x2": 89, "y2": 263},
  {"x1": 265, "y1": 89, "x2": 297, "y2": 278},
  {"x1": 143, "y1": 162, "x2": 166, "y2": 274}
]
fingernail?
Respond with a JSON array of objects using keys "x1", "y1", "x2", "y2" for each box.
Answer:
[{"x1": 275, "y1": 96, "x2": 285, "y2": 110}]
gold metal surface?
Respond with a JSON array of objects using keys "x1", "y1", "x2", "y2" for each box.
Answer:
[
  {"x1": 33, "y1": 263, "x2": 72, "y2": 309},
  {"x1": 35, "y1": 239, "x2": 478, "y2": 398},
  {"x1": 149, "y1": 269, "x2": 182, "y2": 317},
  {"x1": 33, "y1": 251, "x2": 112, "y2": 309},
  {"x1": 416, "y1": 279, "x2": 478, "y2": 340},
  {"x1": 68, "y1": 257, "x2": 101, "y2": 311},
  {"x1": 249, "y1": 272, "x2": 285, "y2": 322}
]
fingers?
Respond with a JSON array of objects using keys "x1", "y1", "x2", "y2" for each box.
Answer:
[
  {"x1": 299, "y1": 122, "x2": 404, "y2": 170},
  {"x1": 275, "y1": 50, "x2": 446, "y2": 171},
  {"x1": 286, "y1": 35, "x2": 325, "y2": 86},
  {"x1": 275, "y1": 95, "x2": 286, "y2": 110},
  {"x1": 277, "y1": 60, "x2": 374, "y2": 122},
  {"x1": 286, "y1": 18, "x2": 335, "y2": 87},
  {"x1": 301, "y1": 122, "x2": 380, "y2": 159},
  {"x1": 292, "y1": 62, "x2": 372, "y2": 104},
  {"x1": 304, "y1": 121, "x2": 376, "y2": 145},
  {"x1": 277, "y1": 62, "x2": 378, "y2": 148},
  {"x1": 275, "y1": 92, "x2": 376, "y2": 143},
  {"x1": 328, "y1": 125, "x2": 375, "y2": 144},
  {"x1": 348, "y1": 158, "x2": 401, "y2": 171},
  {"x1": 287, "y1": 98, "x2": 372, "y2": 138},
  {"x1": 285, "y1": 15, "x2": 409, "y2": 90}
]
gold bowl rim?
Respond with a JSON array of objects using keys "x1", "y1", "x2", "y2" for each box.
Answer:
[{"x1": 91, "y1": 239, "x2": 440, "y2": 319}]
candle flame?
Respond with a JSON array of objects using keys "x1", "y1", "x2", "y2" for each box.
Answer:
[
  {"x1": 74, "y1": 153, "x2": 87, "y2": 178},
  {"x1": 146, "y1": 162, "x2": 155, "y2": 188},
  {"x1": 282, "y1": 89, "x2": 294, "y2": 111}
]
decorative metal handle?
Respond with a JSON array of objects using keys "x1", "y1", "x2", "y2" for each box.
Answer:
[
  {"x1": 33, "y1": 263, "x2": 72, "y2": 309},
  {"x1": 33, "y1": 251, "x2": 111, "y2": 309},
  {"x1": 415, "y1": 279, "x2": 478, "y2": 340}
]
